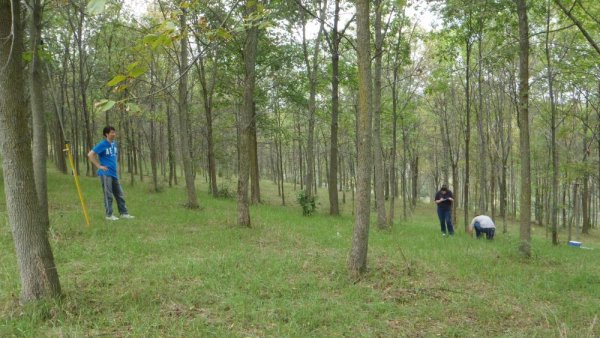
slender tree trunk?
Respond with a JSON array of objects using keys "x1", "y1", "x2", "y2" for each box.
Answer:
[
  {"x1": 388, "y1": 60, "x2": 400, "y2": 227},
  {"x1": 328, "y1": 0, "x2": 341, "y2": 216},
  {"x1": 300, "y1": 1, "x2": 326, "y2": 202},
  {"x1": 72, "y1": 5, "x2": 93, "y2": 176},
  {"x1": 29, "y1": 0, "x2": 49, "y2": 227},
  {"x1": 348, "y1": 0, "x2": 372, "y2": 277},
  {"x1": 196, "y1": 52, "x2": 218, "y2": 196},
  {"x1": 250, "y1": 103, "x2": 260, "y2": 204},
  {"x1": 237, "y1": 0, "x2": 258, "y2": 227},
  {"x1": 0, "y1": 0, "x2": 61, "y2": 301},
  {"x1": 546, "y1": 6, "x2": 560, "y2": 242},
  {"x1": 517, "y1": 0, "x2": 532, "y2": 257},
  {"x1": 373, "y1": 0, "x2": 387, "y2": 228},
  {"x1": 178, "y1": 9, "x2": 199, "y2": 208},
  {"x1": 464, "y1": 35, "x2": 472, "y2": 232},
  {"x1": 476, "y1": 22, "x2": 487, "y2": 213}
]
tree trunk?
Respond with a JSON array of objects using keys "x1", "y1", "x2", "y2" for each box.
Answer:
[
  {"x1": 0, "y1": 0, "x2": 61, "y2": 301},
  {"x1": 517, "y1": 0, "x2": 532, "y2": 257},
  {"x1": 348, "y1": 0, "x2": 372, "y2": 277},
  {"x1": 328, "y1": 0, "x2": 341, "y2": 216},
  {"x1": 238, "y1": 0, "x2": 258, "y2": 227},
  {"x1": 300, "y1": 0, "x2": 326, "y2": 202},
  {"x1": 195, "y1": 48, "x2": 218, "y2": 197},
  {"x1": 373, "y1": 0, "x2": 387, "y2": 229},
  {"x1": 464, "y1": 34, "x2": 472, "y2": 232},
  {"x1": 545, "y1": 3, "x2": 559, "y2": 245},
  {"x1": 178, "y1": 9, "x2": 199, "y2": 209},
  {"x1": 476, "y1": 22, "x2": 487, "y2": 213},
  {"x1": 29, "y1": 0, "x2": 49, "y2": 227},
  {"x1": 250, "y1": 103, "x2": 261, "y2": 204}
]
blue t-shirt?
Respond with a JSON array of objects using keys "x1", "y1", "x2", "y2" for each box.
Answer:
[{"x1": 92, "y1": 139, "x2": 118, "y2": 178}]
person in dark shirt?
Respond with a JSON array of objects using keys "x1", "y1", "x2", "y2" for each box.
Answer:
[{"x1": 434, "y1": 184, "x2": 454, "y2": 236}]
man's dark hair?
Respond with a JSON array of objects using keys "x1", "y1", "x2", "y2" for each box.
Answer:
[
  {"x1": 441, "y1": 184, "x2": 448, "y2": 191},
  {"x1": 103, "y1": 126, "x2": 115, "y2": 137}
]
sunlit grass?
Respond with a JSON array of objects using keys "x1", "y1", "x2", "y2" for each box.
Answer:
[{"x1": 0, "y1": 167, "x2": 598, "y2": 336}]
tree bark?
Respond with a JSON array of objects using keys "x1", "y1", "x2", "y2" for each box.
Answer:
[
  {"x1": 0, "y1": 0, "x2": 61, "y2": 301},
  {"x1": 517, "y1": 0, "x2": 532, "y2": 257},
  {"x1": 29, "y1": 0, "x2": 49, "y2": 227},
  {"x1": 300, "y1": 0, "x2": 326, "y2": 202},
  {"x1": 545, "y1": 3, "x2": 560, "y2": 244},
  {"x1": 328, "y1": 0, "x2": 341, "y2": 216},
  {"x1": 238, "y1": 0, "x2": 259, "y2": 227},
  {"x1": 250, "y1": 103, "x2": 260, "y2": 204},
  {"x1": 348, "y1": 0, "x2": 372, "y2": 277},
  {"x1": 373, "y1": 0, "x2": 387, "y2": 229},
  {"x1": 177, "y1": 9, "x2": 199, "y2": 208}
]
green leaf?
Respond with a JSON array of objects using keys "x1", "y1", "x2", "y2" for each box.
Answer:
[
  {"x1": 215, "y1": 28, "x2": 232, "y2": 40},
  {"x1": 127, "y1": 62, "x2": 148, "y2": 78},
  {"x1": 143, "y1": 34, "x2": 159, "y2": 45},
  {"x1": 86, "y1": 0, "x2": 106, "y2": 15},
  {"x1": 94, "y1": 99, "x2": 116, "y2": 113},
  {"x1": 107, "y1": 75, "x2": 127, "y2": 87},
  {"x1": 126, "y1": 102, "x2": 141, "y2": 114}
]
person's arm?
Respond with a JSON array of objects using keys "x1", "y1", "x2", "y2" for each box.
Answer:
[
  {"x1": 468, "y1": 218, "x2": 475, "y2": 234},
  {"x1": 87, "y1": 150, "x2": 108, "y2": 171}
]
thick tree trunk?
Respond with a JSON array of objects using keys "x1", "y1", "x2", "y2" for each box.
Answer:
[
  {"x1": 0, "y1": 0, "x2": 61, "y2": 301},
  {"x1": 348, "y1": 0, "x2": 372, "y2": 277},
  {"x1": 373, "y1": 0, "x2": 387, "y2": 228},
  {"x1": 178, "y1": 10, "x2": 199, "y2": 209},
  {"x1": 238, "y1": 0, "x2": 258, "y2": 227},
  {"x1": 517, "y1": 0, "x2": 532, "y2": 257}
]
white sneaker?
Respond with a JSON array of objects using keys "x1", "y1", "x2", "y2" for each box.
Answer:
[
  {"x1": 105, "y1": 215, "x2": 119, "y2": 221},
  {"x1": 120, "y1": 214, "x2": 135, "y2": 219}
]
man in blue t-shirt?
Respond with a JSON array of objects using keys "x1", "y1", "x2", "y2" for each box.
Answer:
[
  {"x1": 434, "y1": 184, "x2": 454, "y2": 236},
  {"x1": 87, "y1": 126, "x2": 135, "y2": 221}
]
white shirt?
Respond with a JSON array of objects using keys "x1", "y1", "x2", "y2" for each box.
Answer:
[{"x1": 470, "y1": 215, "x2": 495, "y2": 229}]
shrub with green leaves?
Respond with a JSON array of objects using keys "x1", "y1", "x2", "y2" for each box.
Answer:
[{"x1": 297, "y1": 190, "x2": 316, "y2": 216}]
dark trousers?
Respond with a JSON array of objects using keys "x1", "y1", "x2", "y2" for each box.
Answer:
[
  {"x1": 99, "y1": 175, "x2": 128, "y2": 217},
  {"x1": 474, "y1": 222, "x2": 495, "y2": 240},
  {"x1": 437, "y1": 208, "x2": 454, "y2": 235}
]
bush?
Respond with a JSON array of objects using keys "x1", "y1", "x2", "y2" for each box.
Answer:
[
  {"x1": 297, "y1": 190, "x2": 316, "y2": 216},
  {"x1": 216, "y1": 184, "x2": 234, "y2": 199}
]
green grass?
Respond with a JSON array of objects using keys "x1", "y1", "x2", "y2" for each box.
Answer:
[{"x1": 1, "y1": 168, "x2": 599, "y2": 337}]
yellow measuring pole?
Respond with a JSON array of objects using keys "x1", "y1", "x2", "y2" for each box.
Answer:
[{"x1": 64, "y1": 142, "x2": 90, "y2": 226}]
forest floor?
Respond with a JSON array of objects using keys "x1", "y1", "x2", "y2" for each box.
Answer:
[{"x1": 1, "y1": 168, "x2": 599, "y2": 337}]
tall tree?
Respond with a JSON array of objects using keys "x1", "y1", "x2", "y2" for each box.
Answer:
[
  {"x1": 29, "y1": 0, "x2": 49, "y2": 227},
  {"x1": 0, "y1": 0, "x2": 61, "y2": 301},
  {"x1": 238, "y1": 0, "x2": 259, "y2": 227},
  {"x1": 348, "y1": 0, "x2": 372, "y2": 277},
  {"x1": 373, "y1": 0, "x2": 387, "y2": 228},
  {"x1": 516, "y1": 0, "x2": 532, "y2": 257},
  {"x1": 177, "y1": 7, "x2": 199, "y2": 209},
  {"x1": 545, "y1": 2, "x2": 559, "y2": 245},
  {"x1": 299, "y1": 0, "x2": 326, "y2": 203}
]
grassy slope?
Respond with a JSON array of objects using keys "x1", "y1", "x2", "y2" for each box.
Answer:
[{"x1": 0, "y1": 169, "x2": 599, "y2": 337}]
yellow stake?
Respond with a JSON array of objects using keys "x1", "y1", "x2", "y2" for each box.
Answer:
[{"x1": 64, "y1": 142, "x2": 90, "y2": 226}]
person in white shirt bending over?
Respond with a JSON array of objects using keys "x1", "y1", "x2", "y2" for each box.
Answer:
[{"x1": 469, "y1": 215, "x2": 496, "y2": 240}]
